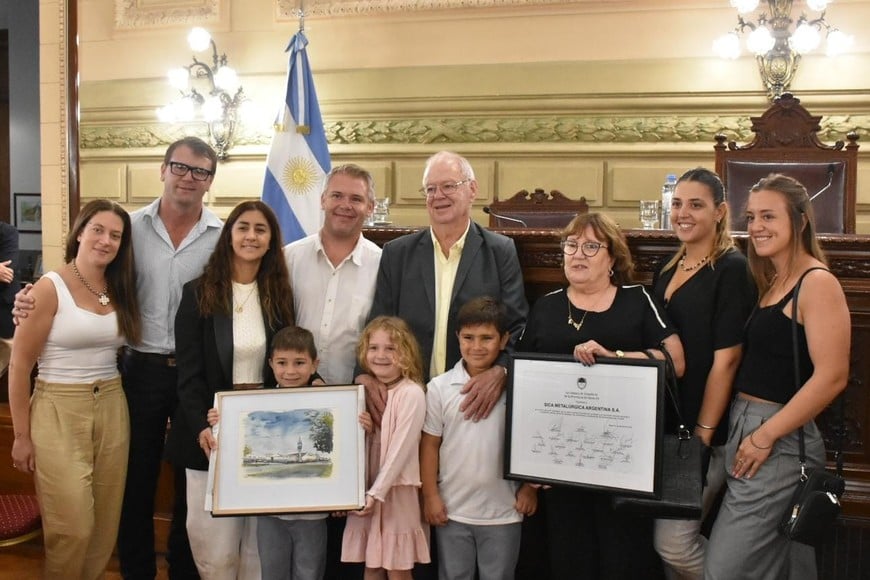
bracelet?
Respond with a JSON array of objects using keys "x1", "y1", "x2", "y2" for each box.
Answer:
[
  {"x1": 749, "y1": 430, "x2": 772, "y2": 450},
  {"x1": 696, "y1": 423, "x2": 715, "y2": 430}
]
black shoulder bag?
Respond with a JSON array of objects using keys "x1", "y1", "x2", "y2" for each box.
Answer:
[
  {"x1": 779, "y1": 268, "x2": 846, "y2": 546},
  {"x1": 612, "y1": 346, "x2": 703, "y2": 519}
]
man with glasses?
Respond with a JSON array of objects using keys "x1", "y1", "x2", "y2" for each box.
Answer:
[
  {"x1": 118, "y1": 136, "x2": 222, "y2": 580},
  {"x1": 360, "y1": 150, "x2": 527, "y2": 422},
  {"x1": 13, "y1": 136, "x2": 220, "y2": 579}
]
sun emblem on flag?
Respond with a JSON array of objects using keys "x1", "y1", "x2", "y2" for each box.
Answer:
[{"x1": 281, "y1": 157, "x2": 319, "y2": 196}]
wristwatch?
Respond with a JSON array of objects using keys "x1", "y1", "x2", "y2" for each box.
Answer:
[{"x1": 615, "y1": 350, "x2": 625, "y2": 358}]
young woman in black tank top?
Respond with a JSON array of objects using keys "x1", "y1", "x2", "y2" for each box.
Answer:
[{"x1": 704, "y1": 174, "x2": 850, "y2": 580}]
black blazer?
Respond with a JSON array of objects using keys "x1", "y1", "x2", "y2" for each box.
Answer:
[
  {"x1": 368, "y1": 221, "x2": 528, "y2": 379},
  {"x1": 165, "y1": 278, "x2": 285, "y2": 471}
]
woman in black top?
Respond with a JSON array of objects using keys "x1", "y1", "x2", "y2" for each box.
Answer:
[
  {"x1": 518, "y1": 212, "x2": 684, "y2": 580},
  {"x1": 651, "y1": 168, "x2": 756, "y2": 580},
  {"x1": 704, "y1": 174, "x2": 850, "y2": 580}
]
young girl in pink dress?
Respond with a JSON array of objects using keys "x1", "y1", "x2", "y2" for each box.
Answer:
[{"x1": 342, "y1": 316, "x2": 430, "y2": 579}]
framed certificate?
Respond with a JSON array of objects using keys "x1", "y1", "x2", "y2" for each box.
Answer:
[
  {"x1": 505, "y1": 353, "x2": 665, "y2": 496},
  {"x1": 212, "y1": 385, "x2": 366, "y2": 515}
]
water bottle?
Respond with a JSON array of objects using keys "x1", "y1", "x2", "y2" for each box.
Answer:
[{"x1": 661, "y1": 174, "x2": 677, "y2": 229}]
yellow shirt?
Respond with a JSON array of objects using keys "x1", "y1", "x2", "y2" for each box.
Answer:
[{"x1": 430, "y1": 222, "x2": 470, "y2": 378}]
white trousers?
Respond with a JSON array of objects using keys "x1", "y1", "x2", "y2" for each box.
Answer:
[
  {"x1": 186, "y1": 468, "x2": 262, "y2": 580},
  {"x1": 653, "y1": 445, "x2": 726, "y2": 580}
]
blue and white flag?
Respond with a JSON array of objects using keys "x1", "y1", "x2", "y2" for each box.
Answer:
[{"x1": 262, "y1": 31, "x2": 331, "y2": 244}]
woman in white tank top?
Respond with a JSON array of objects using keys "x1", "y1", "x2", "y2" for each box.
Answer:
[{"x1": 8, "y1": 199, "x2": 141, "y2": 580}]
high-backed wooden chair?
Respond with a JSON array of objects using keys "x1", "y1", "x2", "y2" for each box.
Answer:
[
  {"x1": 714, "y1": 93, "x2": 859, "y2": 233},
  {"x1": 487, "y1": 188, "x2": 589, "y2": 228}
]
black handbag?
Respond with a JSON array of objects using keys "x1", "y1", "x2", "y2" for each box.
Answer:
[
  {"x1": 778, "y1": 268, "x2": 846, "y2": 547},
  {"x1": 612, "y1": 347, "x2": 704, "y2": 519}
]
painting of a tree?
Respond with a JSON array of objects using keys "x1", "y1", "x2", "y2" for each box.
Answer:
[{"x1": 310, "y1": 411, "x2": 334, "y2": 454}]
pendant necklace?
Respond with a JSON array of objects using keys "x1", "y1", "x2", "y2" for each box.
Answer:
[
  {"x1": 72, "y1": 261, "x2": 110, "y2": 306},
  {"x1": 679, "y1": 254, "x2": 710, "y2": 272},
  {"x1": 566, "y1": 288, "x2": 607, "y2": 331},
  {"x1": 233, "y1": 281, "x2": 258, "y2": 313}
]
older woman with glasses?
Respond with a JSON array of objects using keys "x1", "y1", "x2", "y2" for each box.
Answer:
[{"x1": 517, "y1": 212, "x2": 684, "y2": 580}]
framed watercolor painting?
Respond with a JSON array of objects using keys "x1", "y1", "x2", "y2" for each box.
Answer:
[
  {"x1": 14, "y1": 193, "x2": 42, "y2": 233},
  {"x1": 211, "y1": 385, "x2": 366, "y2": 515}
]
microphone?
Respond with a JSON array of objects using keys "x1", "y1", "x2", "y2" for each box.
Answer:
[
  {"x1": 809, "y1": 164, "x2": 837, "y2": 202},
  {"x1": 483, "y1": 206, "x2": 528, "y2": 227}
]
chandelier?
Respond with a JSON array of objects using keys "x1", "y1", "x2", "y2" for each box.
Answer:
[
  {"x1": 712, "y1": 0, "x2": 854, "y2": 100},
  {"x1": 156, "y1": 28, "x2": 251, "y2": 159}
]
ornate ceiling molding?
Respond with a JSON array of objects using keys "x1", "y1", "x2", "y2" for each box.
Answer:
[
  {"x1": 276, "y1": 0, "x2": 595, "y2": 18},
  {"x1": 115, "y1": 0, "x2": 222, "y2": 30},
  {"x1": 80, "y1": 113, "x2": 869, "y2": 150}
]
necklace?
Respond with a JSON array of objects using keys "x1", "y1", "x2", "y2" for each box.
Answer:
[
  {"x1": 679, "y1": 254, "x2": 710, "y2": 272},
  {"x1": 72, "y1": 261, "x2": 110, "y2": 306},
  {"x1": 567, "y1": 301, "x2": 589, "y2": 331},
  {"x1": 383, "y1": 376, "x2": 403, "y2": 388},
  {"x1": 233, "y1": 281, "x2": 258, "y2": 313}
]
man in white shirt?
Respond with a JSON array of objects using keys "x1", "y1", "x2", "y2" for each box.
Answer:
[
  {"x1": 283, "y1": 163, "x2": 381, "y2": 385},
  {"x1": 283, "y1": 163, "x2": 381, "y2": 580}
]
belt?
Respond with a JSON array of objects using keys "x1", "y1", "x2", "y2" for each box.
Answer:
[{"x1": 124, "y1": 347, "x2": 176, "y2": 368}]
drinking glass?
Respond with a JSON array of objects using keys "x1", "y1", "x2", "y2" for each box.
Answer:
[
  {"x1": 639, "y1": 200, "x2": 660, "y2": 229},
  {"x1": 373, "y1": 198, "x2": 390, "y2": 224}
]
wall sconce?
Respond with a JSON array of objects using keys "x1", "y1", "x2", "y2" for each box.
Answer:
[
  {"x1": 157, "y1": 27, "x2": 252, "y2": 159},
  {"x1": 713, "y1": 0, "x2": 854, "y2": 100}
]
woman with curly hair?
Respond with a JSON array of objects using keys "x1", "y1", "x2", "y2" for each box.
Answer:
[{"x1": 166, "y1": 200, "x2": 295, "y2": 579}]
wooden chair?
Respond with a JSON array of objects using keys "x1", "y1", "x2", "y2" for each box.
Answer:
[
  {"x1": 487, "y1": 188, "x2": 589, "y2": 229},
  {"x1": 714, "y1": 93, "x2": 859, "y2": 233}
]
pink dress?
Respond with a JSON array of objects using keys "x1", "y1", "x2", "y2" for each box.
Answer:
[{"x1": 342, "y1": 378, "x2": 431, "y2": 570}]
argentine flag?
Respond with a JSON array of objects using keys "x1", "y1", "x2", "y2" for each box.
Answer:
[{"x1": 262, "y1": 31, "x2": 331, "y2": 244}]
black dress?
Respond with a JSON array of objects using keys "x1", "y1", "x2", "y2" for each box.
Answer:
[{"x1": 517, "y1": 284, "x2": 675, "y2": 580}]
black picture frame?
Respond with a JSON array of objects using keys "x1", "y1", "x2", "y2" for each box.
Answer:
[
  {"x1": 14, "y1": 193, "x2": 42, "y2": 233},
  {"x1": 505, "y1": 352, "x2": 665, "y2": 497}
]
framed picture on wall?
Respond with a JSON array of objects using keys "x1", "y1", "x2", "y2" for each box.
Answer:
[{"x1": 14, "y1": 193, "x2": 41, "y2": 233}]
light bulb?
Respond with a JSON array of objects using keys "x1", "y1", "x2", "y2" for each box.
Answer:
[
  {"x1": 713, "y1": 32, "x2": 741, "y2": 59},
  {"x1": 214, "y1": 66, "x2": 239, "y2": 92},
  {"x1": 790, "y1": 22, "x2": 821, "y2": 54},
  {"x1": 202, "y1": 96, "x2": 224, "y2": 122},
  {"x1": 167, "y1": 67, "x2": 189, "y2": 90},
  {"x1": 806, "y1": 0, "x2": 830, "y2": 11},
  {"x1": 747, "y1": 26, "x2": 775, "y2": 55},
  {"x1": 730, "y1": 0, "x2": 759, "y2": 14},
  {"x1": 156, "y1": 105, "x2": 176, "y2": 123},
  {"x1": 826, "y1": 29, "x2": 854, "y2": 56},
  {"x1": 187, "y1": 27, "x2": 212, "y2": 52}
]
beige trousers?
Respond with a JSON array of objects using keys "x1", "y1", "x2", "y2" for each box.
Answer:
[{"x1": 31, "y1": 376, "x2": 130, "y2": 580}]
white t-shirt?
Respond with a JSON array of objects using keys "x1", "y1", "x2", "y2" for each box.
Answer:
[{"x1": 423, "y1": 360, "x2": 521, "y2": 525}]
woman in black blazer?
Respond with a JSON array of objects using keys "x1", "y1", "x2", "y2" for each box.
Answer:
[{"x1": 166, "y1": 200, "x2": 295, "y2": 579}]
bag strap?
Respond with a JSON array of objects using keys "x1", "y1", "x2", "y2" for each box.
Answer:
[
  {"x1": 647, "y1": 346, "x2": 689, "y2": 440},
  {"x1": 789, "y1": 267, "x2": 844, "y2": 479}
]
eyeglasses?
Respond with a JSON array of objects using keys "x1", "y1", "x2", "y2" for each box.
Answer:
[
  {"x1": 167, "y1": 161, "x2": 214, "y2": 181},
  {"x1": 561, "y1": 240, "x2": 607, "y2": 257},
  {"x1": 419, "y1": 180, "x2": 470, "y2": 198}
]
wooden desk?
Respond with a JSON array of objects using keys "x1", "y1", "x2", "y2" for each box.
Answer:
[{"x1": 364, "y1": 225, "x2": 870, "y2": 522}]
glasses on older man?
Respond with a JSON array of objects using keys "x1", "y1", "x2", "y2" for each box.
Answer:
[
  {"x1": 561, "y1": 240, "x2": 607, "y2": 258},
  {"x1": 419, "y1": 180, "x2": 470, "y2": 198},
  {"x1": 168, "y1": 161, "x2": 214, "y2": 181}
]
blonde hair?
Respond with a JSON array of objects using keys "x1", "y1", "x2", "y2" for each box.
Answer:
[
  {"x1": 357, "y1": 316, "x2": 425, "y2": 387},
  {"x1": 746, "y1": 174, "x2": 827, "y2": 296}
]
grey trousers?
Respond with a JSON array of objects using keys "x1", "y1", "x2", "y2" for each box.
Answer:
[
  {"x1": 257, "y1": 516, "x2": 327, "y2": 580},
  {"x1": 704, "y1": 397, "x2": 824, "y2": 580},
  {"x1": 435, "y1": 519, "x2": 521, "y2": 580}
]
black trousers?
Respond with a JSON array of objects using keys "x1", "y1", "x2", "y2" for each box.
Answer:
[{"x1": 117, "y1": 350, "x2": 199, "y2": 580}]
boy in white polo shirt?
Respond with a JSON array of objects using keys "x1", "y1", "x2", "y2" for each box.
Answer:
[{"x1": 421, "y1": 296, "x2": 537, "y2": 580}]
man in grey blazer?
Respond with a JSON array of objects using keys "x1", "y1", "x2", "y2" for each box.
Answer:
[{"x1": 358, "y1": 151, "x2": 527, "y2": 424}]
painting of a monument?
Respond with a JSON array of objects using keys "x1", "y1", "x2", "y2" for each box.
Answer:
[{"x1": 240, "y1": 408, "x2": 334, "y2": 479}]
